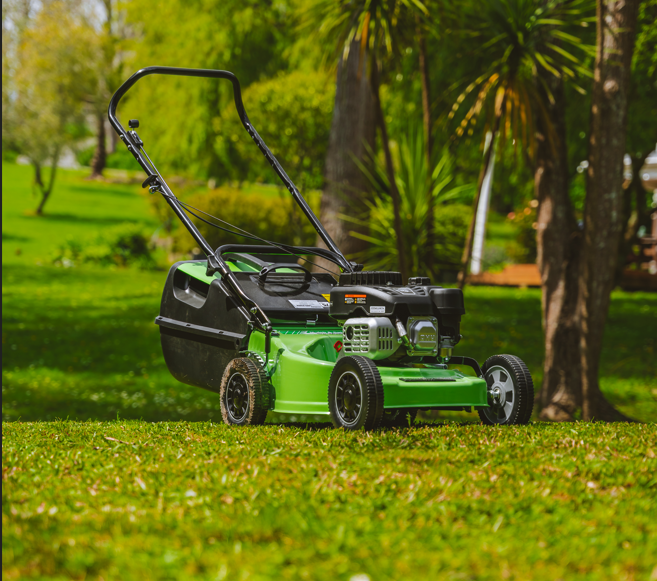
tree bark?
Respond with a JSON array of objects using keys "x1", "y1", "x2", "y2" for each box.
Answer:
[
  {"x1": 417, "y1": 21, "x2": 435, "y2": 278},
  {"x1": 35, "y1": 150, "x2": 59, "y2": 215},
  {"x1": 370, "y1": 61, "x2": 409, "y2": 281},
  {"x1": 579, "y1": 0, "x2": 639, "y2": 421},
  {"x1": 313, "y1": 39, "x2": 376, "y2": 274},
  {"x1": 535, "y1": 76, "x2": 583, "y2": 421},
  {"x1": 457, "y1": 96, "x2": 505, "y2": 289},
  {"x1": 90, "y1": 113, "x2": 106, "y2": 178}
]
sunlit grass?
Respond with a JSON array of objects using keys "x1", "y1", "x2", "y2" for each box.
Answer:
[{"x1": 3, "y1": 420, "x2": 656, "y2": 580}]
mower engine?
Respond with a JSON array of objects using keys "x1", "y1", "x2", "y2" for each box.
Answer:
[{"x1": 330, "y1": 271, "x2": 465, "y2": 362}]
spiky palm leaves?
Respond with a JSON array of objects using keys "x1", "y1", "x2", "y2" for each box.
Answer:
[{"x1": 346, "y1": 128, "x2": 473, "y2": 275}]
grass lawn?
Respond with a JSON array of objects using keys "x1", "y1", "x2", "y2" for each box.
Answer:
[
  {"x1": 3, "y1": 421, "x2": 656, "y2": 581},
  {"x1": 3, "y1": 162, "x2": 657, "y2": 579}
]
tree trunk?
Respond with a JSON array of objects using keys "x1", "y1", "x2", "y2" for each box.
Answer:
[
  {"x1": 35, "y1": 151, "x2": 59, "y2": 215},
  {"x1": 90, "y1": 113, "x2": 106, "y2": 178},
  {"x1": 535, "y1": 76, "x2": 583, "y2": 421},
  {"x1": 457, "y1": 97, "x2": 504, "y2": 289},
  {"x1": 313, "y1": 39, "x2": 376, "y2": 274},
  {"x1": 579, "y1": 0, "x2": 639, "y2": 421},
  {"x1": 33, "y1": 161, "x2": 44, "y2": 196},
  {"x1": 370, "y1": 62, "x2": 409, "y2": 281},
  {"x1": 417, "y1": 21, "x2": 435, "y2": 278}
]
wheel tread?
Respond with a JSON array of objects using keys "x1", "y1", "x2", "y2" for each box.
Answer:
[
  {"x1": 220, "y1": 357, "x2": 270, "y2": 426},
  {"x1": 479, "y1": 354, "x2": 534, "y2": 426},
  {"x1": 328, "y1": 356, "x2": 384, "y2": 431}
]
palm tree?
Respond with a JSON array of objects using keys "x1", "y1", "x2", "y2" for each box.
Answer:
[
  {"x1": 304, "y1": 0, "x2": 428, "y2": 281},
  {"x1": 444, "y1": 0, "x2": 594, "y2": 287}
]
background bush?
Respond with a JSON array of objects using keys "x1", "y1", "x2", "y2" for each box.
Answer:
[
  {"x1": 53, "y1": 222, "x2": 156, "y2": 269},
  {"x1": 171, "y1": 186, "x2": 321, "y2": 254},
  {"x1": 76, "y1": 147, "x2": 142, "y2": 171}
]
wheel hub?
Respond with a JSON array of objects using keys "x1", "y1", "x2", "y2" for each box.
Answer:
[
  {"x1": 489, "y1": 384, "x2": 506, "y2": 407},
  {"x1": 335, "y1": 371, "x2": 363, "y2": 425},
  {"x1": 226, "y1": 373, "x2": 249, "y2": 421},
  {"x1": 483, "y1": 365, "x2": 515, "y2": 424}
]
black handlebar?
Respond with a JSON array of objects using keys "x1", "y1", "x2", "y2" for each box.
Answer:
[
  {"x1": 108, "y1": 67, "x2": 246, "y2": 139},
  {"x1": 107, "y1": 66, "x2": 351, "y2": 273}
]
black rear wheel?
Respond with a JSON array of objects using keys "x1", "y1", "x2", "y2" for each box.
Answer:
[
  {"x1": 328, "y1": 356, "x2": 384, "y2": 431},
  {"x1": 478, "y1": 354, "x2": 534, "y2": 425},
  {"x1": 220, "y1": 358, "x2": 270, "y2": 426}
]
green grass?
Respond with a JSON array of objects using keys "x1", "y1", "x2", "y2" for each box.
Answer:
[
  {"x1": 1, "y1": 163, "x2": 159, "y2": 266},
  {"x1": 3, "y1": 421, "x2": 656, "y2": 580},
  {"x1": 3, "y1": 162, "x2": 657, "y2": 579}
]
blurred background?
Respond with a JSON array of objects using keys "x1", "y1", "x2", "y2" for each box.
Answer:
[{"x1": 2, "y1": 0, "x2": 656, "y2": 424}]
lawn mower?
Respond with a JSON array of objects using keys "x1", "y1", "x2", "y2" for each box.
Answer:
[{"x1": 108, "y1": 66, "x2": 534, "y2": 429}]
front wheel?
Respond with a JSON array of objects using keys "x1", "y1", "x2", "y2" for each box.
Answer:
[
  {"x1": 328, "y1": 356, "x2": 384, "y2": 431},
  {"x1": 478, "y1": 355, "x2": 534, "y2": 425}
]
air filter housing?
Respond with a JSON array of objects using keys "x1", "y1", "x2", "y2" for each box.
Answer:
[{"x1": 342, "y1": 317, "x2": 400, "y2": 360}]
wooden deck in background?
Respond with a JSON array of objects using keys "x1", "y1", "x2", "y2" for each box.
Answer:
[{"x1": 469, "y1": 264, "x2": 657, "y2": 291}]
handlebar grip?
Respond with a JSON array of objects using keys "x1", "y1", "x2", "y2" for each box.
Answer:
[{"x1": 258, "y1": 264, "x2": 312, "y2": 284}]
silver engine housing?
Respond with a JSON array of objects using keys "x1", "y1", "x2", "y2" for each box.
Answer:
[{"x1": 342, "y1": 317, "x2": 400, "y2": 360}]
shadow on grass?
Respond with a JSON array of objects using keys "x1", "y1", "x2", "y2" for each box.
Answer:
[
  {"x1": 2, "y1": 232, "x2": 31, "y2": 243},
  {"x1": 67, "y1": 182, "x2": 142, "y2": 198},
  {"x1": 20, "y1": 212, "x2": 149, "y2": 228}
]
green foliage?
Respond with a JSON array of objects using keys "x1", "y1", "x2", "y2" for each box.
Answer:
[
  {"x1": 3, "y1": 420, "x2": 657, "y2": 580},
  {"x1": 52, "y1": 223, "x2": 157, "y2": 270},
  {"x1": 214, "y1": 71, "x2": 335, "y2": 189},
  {"x1": 506, "y1": 203, "x2": 538, "y2": 264},
  {"x1": 75, "y1": 145, "x2": 96, "y2": 168},
  {"x1": 171, "y1": 186, "x2": 321, "y2": 254},
  {"x1": 77, "y1": 147, "x2": 142, "y2": 171},
  {"x1": 124, "y1": 0, "x2": 298, "y2": 179}
]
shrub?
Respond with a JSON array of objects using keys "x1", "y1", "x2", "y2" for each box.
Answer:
[
  {"x1": 53, "y1": 222, "x2": 156, "y2": 269},
  {"x1": 171, "y1": 186, "x2": 321, "y2": 254}
]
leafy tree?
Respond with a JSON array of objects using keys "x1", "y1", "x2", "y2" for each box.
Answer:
[
  {"x1": 213, "y1": 70, "x2": 335, "y2": 190},
  {"x1": 445, "y1": 0, "x2": 594, "y2": 287},
  {"x1": 3, "y1": 2, "x2": 100, "y2": 214},
  {"x1": 123, "y1": 0, "x2": 297, "y2": 179}
]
